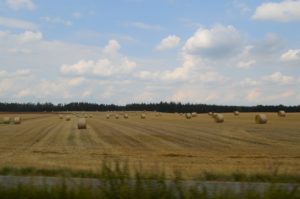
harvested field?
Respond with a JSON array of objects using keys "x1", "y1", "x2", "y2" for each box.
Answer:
[{"x1": 0, "y1": 112, "x2": 299, "y2": 179}]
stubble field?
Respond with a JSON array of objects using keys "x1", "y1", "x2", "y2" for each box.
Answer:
[{"x1": 0, "y1": 112, "x2": 299, "y2": 179}]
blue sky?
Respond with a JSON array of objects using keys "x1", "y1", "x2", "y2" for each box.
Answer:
[{"x1": 0, "y1": 0, "x2": 300, "y2": 105}]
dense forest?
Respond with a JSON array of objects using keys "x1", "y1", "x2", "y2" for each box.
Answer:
[{"x1": 0, "y1": 102, "x2": 299, "y2": 113}]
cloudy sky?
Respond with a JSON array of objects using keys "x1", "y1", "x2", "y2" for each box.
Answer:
[{"x1": 0, "y1": 0, "x2": 300, "y2": 105}]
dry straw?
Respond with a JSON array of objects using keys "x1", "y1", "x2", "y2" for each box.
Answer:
[
  {"x1": 77, "y1": 118, "x2": 87, "y2": 129},
  {"x1": 208, "y1": 112, "x2": 213, "y2": 116},
  {"x1": 124, "y1": 114, "x2": 129, "y2": 119},
  {"x1": 278, "y1": 110, "x2": 286, "y2": 117},
  {"x1": 59, "y1": 114, "x2": 63, "y2": 119},
  {"x1": 192, "y1": 112, "x2": 197, "y2": 117},
  {"x1": 234, "y1": 111, "x2": 240, "y2": 116},
  {"x1": 214, "y1": 114, "x2": 224, "y2": 123},
  {"x1": 106, "y1": 114, "x2": 110, "y2": 119},
  {"x1": 141, "y1": 113, "x2": 146, "y2": 119},
  {"x1": 14, "y1": 117, "x2": 21, "y2": 124},
  {"x1": 3, "y1": 117, "x2": 10, "y2": 124},
  {"x1": 115, "y1": 114, "x2": 119, "y2": 119},
  {"x1": 185, "y1": 113, "x2": 192, "y2": 119},
  {"x1": 255, "y1": 114, "x2": 267, "y2": 124},
  {"x1": 65, "y1": 115, "x2": 71, "y2": 121}
]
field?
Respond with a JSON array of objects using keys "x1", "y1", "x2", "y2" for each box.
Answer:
[{"x1": 0, "y1": 112, "x2": 299, "y2": 180}]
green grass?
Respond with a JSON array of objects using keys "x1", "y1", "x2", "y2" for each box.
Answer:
[{"x1": 0, "y1": 162, "x2": 299, "y2": 199}]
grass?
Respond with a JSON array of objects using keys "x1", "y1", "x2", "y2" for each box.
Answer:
[{"x1": 0, "y1": 161, "x2": 299, "y2": 199}]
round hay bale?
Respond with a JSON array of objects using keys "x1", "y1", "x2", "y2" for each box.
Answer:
[
  {"x1": 208, "y1": 112, "x2": 213, "y2": 116},
  {"x1": 59, "y1": 114, "x2": 63, "y2": 119},
  {"x1": 141, "y1": 113, "x2": 146, "y2": 119},
  {"x1": 185, "y1": 113, "x2": 192, "y2": 119},
  {"x1": 124, "y1": 114, "x2": 129, "y2": 119},
  {"x1": 212, "y1": 113, "x2": 218, "y2": 118},
  {"x1": 3, "y1": 117, "x2": 10, "y2": 124},
  {"x1": 192, "y1": 112, "x2": 197, "y2": 117},
  {"x1": 89, "y1": 114, "x2": 93, "y2": 118},
  {"x1": 115, "y1": 114, "x2": 119, "y2": 119},
  {"x1": 106, "y1": 114, "x2": 110, "y2": 119},
  {"x1": 214, "y1": 114, "x2": 224, "y2": 123},
  {"x1": 65, "y1": 115, "x2": 71, "y2": 121},
  {"x1": 14, "y1": 117, "x2": 21, "y2": 124},
  {"x1": 77, "y1": 118, "x2": 87, "y2": 129},
  {"x1": 255, "y1": 114, "x2": 267, "y2": 124},
  {"x1": 278, "y1": 110, "x2": 286, "y2": 117},
  {"x1": 234, "y1": 111, "x2": 240, "y2": 116}
]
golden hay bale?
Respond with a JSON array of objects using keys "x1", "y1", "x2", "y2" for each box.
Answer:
[
  {"x1": 141, "y1": 113, "x2": 146, "y2": 119},
  {"x1": 212, "y1": 113, "x2": 218, "y2": 118},
  {"x1": 89, "y1": 114, "x2": 93, "y2": 118},
  {"x1": 124, "y1": 114, "x2": 129, "y2": 119},
  {"x1": 234, "y1": 111, "x2": 240, "y2": 116},
  {"x1": 255, "y1": 114, "x2": 267, "y2": 124},
  {"x1": 185, "y1": 113, "x2": 192, "y2": 119},
  {"x1": 278, "y1": 110, "x2": 286, "y2": 117},
  {"x1": 84, "y1": 114, "x2": 88, "y2": 118},
  {"x1": 208, "y1": 112, "x2": 213, "y2": 116},
  {"x1": 14, "y1": 117, "x2": 21, "y2": 124},
  {"x1": 115, "y1": 114, "x2": 119, "y2": 119},
  {"x1": 77, "y1": 118, "x2": 87, "y2": 129},
  {"x1": 106, "y1": 114, "x2": 110, "y2": 119},
  {"x1": 65, "y1": 115, "x2": 71, "y2": 121},
  {"x1": 59, "y1": 114, "x2": 63, "y2": 119},
  {"x1": 192, "y1": 112, "x2": 197, "y2": 117},
  {"x1": 214, "y1": 114, "x2": 224, "y2": 123},
  {"x1": 3, "y1": 117, "x2": 10, "y2": 124}
]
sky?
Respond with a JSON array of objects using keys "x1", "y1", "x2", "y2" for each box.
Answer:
[{"x1": 0, "y1": 0, "x2": 300, "y2": 105}]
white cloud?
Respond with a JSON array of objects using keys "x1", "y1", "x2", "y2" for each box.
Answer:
[
  {"x1": 252, "y1": 0, "x2": 300, "y2": 22},
  {"x1": 17, "y1": 31, "x2": 42, "y2": 43},
  {"x1": 128, "y1": 21, "x2": 163, "y2": 30},
  {"x1": 17, "y1": 89, "x2": 31, "y2": 97},
  {"x1": 236, "y1": 59, "x2": 256, "y2": 69},
  {"x1": 280, "y1": 49, "x2": 300, "y2": 61},
  {"x1": 103, "y1": 40, "x2": 121, "y2": 54},
  {"x1": 61, "y1": 40, "x2": 136, "y2": 77},
  {"x1": 0, "y1": 16, "x2": 37, "y2": 30},
  {"x1": 41, "y1": 17, "x2": 72, "y2": 27},
  {"x1": 67, "y1": 77, "x2": 85, "y2": 86},
  {"x1": 156, "y1": 35, "x2": 180, "y2": 51},
  {"x1": 182, "y1": 25, "x2": 241, "y2": 58},
  {"x1": 5, "y1": 0, "x2": 36, "y2": 10},
  {"x1": 82, "y1": 90, "x2": 91, "y2": 98},
  {"x1": 263, "y1": 72, "x2": 294, "y2": 85},
  {"x1": 246, "y1": 89, "x2": 261, "y2": 101}
]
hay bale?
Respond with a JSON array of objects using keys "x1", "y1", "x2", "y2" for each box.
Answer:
[
  {"x1": 59, "y1": 114, "x2": 63, "y2": 119},
  {"x1": 77, "y1": 118, "x2": 87, "y2": 129},
  {"x1": 89, "y1": 114, "x2": 93, "y2": 118},
  {"x1": 208, "y1": 112, "x2": 213, "y2": 116},
  {"x1": 3, "y1": 117, "x2": 10, "y2": 124},
  {"x1": 106, "y1": 114, "x2": 110, "y2": 119},
  {"x1": 115, "y1": 114, "x2": 119, "y2": 119},
  {"x1": 192, "y1": 112, "x2": 197, "y2": 117},
  {"x1": 214, "y1": 114, "x2": 224, "y2": 123},
  {"x1": 255, "y1": 114, "x2": 267, "y2": 124},
  {"x1": 185, "y1": 113, "x2": 192, "y2": 119},
  {"x1": 14, "y1": 117, "x2": 21, "y2": 124},
  {"x1": 278, "y1": 110, "x2": 286, "y2": 117},
  {"x1": 124, "y1": 114, "x2": 129, "y2": 119},
  {"x1": 212, "y1": 113, "x2": 218, "y2": 118},
  {"x1": 65, "y1": 115, "x2": 71, "y2": 121},
  {"x1": 234, "y1": 111, "x2": 240, "y2": 116},
  {"x1": 141, "y1": 113, "x2": 146, "y2": 119}
]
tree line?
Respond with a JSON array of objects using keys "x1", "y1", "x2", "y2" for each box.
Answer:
[{"x1": 0, "y1": 102, "x2": 299, "y2": 113}]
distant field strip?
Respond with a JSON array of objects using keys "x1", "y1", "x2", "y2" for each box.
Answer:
[{"x1": 0, "y1": 112, "x2": 299, "y2": 179}]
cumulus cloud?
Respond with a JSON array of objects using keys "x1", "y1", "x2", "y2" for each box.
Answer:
[
  {"x1": 5, "y1": 0, "x2": 36, "y2": 10},
  {"x1": 246, "y1": 89, "x2": 261, "y2": 101},
  {"x1": 182, "y1": 25, "x2": 241, "y2": 58},
  {"x1": 236, "y1": 60, "x2": 256, "y2": 69},
  {"x1": 280, "y1": 49, "x2": 300, "y2": 61},
  {"x1": 0, "y1": 16, "x2": 37, "y2": 30},
  {"x1": 156, "y1": 35, "x2": 180, "y2": 51},
  {"x1": 252, "y1": 0, "x2": 300, "y2": 22},
  {"x1": 263, "y1": 72, "x2": 294, "y2": 85},
  {"x1": 61, "y1": 40, "x2": 136, "y2": 77}
]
